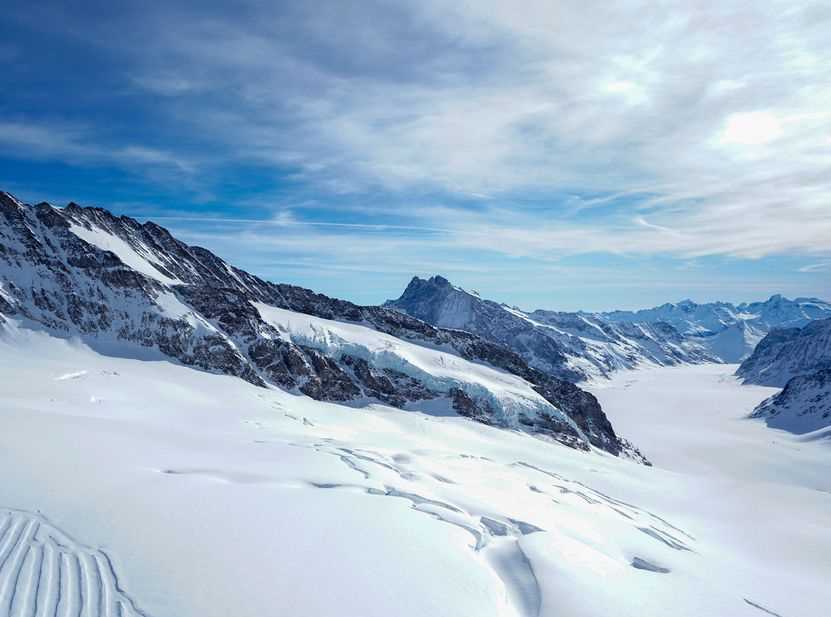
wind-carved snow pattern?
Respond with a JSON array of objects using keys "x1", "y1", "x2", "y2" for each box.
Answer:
[
  {"x1": 231, "y1": 424, "x2": 693, "y2": 617},
  {"x1": 0, "y1": 509, "x2": 149, "y2": 617}
]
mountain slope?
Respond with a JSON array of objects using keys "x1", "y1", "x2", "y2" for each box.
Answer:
[
  {"x1": 737, "y1": 318, "x2": 831, "y2": 436},
  {"x1": 736, "y1": 318, "x2": 831, "y2": 387},
  {"x1": 750, "y1": 369, "x2": 831, "y2": 436},
  {"x1": 387, "y1": 276, "x2": 831, "y2": 380},
  {"x1": 0, "y1": 191, "x2": 638, "y2": 459},
  {"x1": 386, "y1": 276, "x2": 716, "y2": 380}
]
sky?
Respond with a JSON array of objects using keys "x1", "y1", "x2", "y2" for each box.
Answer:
[{"x1": 1, "y1": 0, "x2": 830, "y2": 311}]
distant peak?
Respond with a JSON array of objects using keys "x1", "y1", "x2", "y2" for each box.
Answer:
[
  {"x1": 427, "y1": 275, "x2": 452, "y2": 287},
  {"x1": 0, "y1": 191, "x2": 24, "y2": 210}
]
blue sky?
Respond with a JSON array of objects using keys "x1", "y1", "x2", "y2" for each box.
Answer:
[{"x1": 2, "y1": 1, "x2": 829, "y2": 311}]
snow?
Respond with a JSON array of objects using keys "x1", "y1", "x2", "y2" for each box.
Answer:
[
  {"x1": 69, "y1": 223, "x2": 182, "y2": 286},
  {"x1": 695, "y1": 321, "x2": 764, "y2": 362},
  {"x1": 254, "y1": 302, "x2": 575, "y2": 431},
  {"x1": 1, "y1": 328, "x2": 830, "y2": 617},
  {"x1": 153, "y1": 290, "x2": 217, "y2": 334}
]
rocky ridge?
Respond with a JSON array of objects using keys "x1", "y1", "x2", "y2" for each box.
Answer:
[
  {"x1": 0, "y1": 191, "x2": 642, "y2": 460},
  {"x1": 386, "y1": 276, "x2": 831, "y2": 380},
  {"x1": 386, "y1": 276, "x2": 716, "y2": 380},
  {"x1": 739, "y1": 318, "x2": 831, "y2": 435},
  {"x1": 750, "y1": 369, "x2": 831, "y2": 435}
]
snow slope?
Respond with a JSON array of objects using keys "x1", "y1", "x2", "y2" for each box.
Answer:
[
  {"x1": 68, "y1": 222, "x2": 182, "y2": 286},
  {"x1": 2, "y1": 328, "x2": 830, "y2": 617}
]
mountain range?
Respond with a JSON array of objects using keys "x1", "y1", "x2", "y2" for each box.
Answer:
[
  {"x1": 386, "y1": 275, "x2": 831, "y2": 381},
  {"x1": 2, "y1": 190, "x2": 831, "y2": 617},
  {"x1": 0, "y1": 191, "x2": 641, "y2": 460},
  {"x1": 3, "y1": 190, "x2": 830, "y2": 454}
]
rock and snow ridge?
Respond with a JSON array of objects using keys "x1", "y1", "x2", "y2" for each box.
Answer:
[
  {"x1": 602, "y1": 294, "x2": 831, "y2": 361},
  {"x1": 0, "y1": 191, "x2": 639, "y2": 459},
  {"x1": 736, "y1": 317, "x2": 831, "y2": 387},
  {"x1": 738, "y1": 318, "x2": 831, "y2": 435},
  {"x1": 386, "y1": 275, "x2": 831, "y2": 380},
  {"x1": 750, "y1": 369, "x2": 831, "y2": 436}
]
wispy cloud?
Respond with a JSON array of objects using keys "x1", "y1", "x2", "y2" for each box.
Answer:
[
  {"x1": 2, "y1": 0, "x2": 830, "y2": 307},
  {"x1": 798, "y1": 262, "x2": 831, "y2": 273},
  {"x1": 0, "y1": 121, "x2": 196, "y2": 176}
]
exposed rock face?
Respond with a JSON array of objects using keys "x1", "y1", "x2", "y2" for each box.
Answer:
[
  {"x1": 740, "y1": 319, "x2": 831, "y2": 436},
  {"x1": 750, "y1": 369, "x2": 831, "y2": 435},
  {"x1": 736, "y1": 318, "x2": 831, "y2": 387},
  {"x1": 386, "y1": 275, "x2": 716, "y2": 381},
  {"x1": 0, "y1": 191, "x2": 642, "y2": 460}
]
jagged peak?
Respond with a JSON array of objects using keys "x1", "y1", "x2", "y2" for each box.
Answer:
[{"x1": 0, "y1": 191, "x2": 25, "y2": 211}]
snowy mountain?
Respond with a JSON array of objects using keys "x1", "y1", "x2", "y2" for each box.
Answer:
[
  {"x1": 603, "y1": 295, "x2": 831, "y2": 361},
  {"x1": 3, "y1": 191, "x2": 831, "y2": 617},
  {"x1": 387, "y1": 276, "x2": 831, "y2": 379},
  {"x1": 387, "y1": 276, "x2": 717, "y2": 380},
  {"x1": 736, "y1": 318, "x2": 831, "y2": 387},
  {"x1": 0, "y1": 191, "x2": 642, "y2": 459},
  {"x1": 738, "y1": 319, "x2": 831, "y2": 435},
  {"x1": 750, "y1": 369, "x2": 831, "y2": 436}
]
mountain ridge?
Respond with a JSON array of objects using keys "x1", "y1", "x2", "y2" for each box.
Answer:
[
  {"x1": 386, "y1": 275, "x2": 831, "y2": 380},
  {"x1": 0, "y1": 190, "x2": 642, "y2": 460}
]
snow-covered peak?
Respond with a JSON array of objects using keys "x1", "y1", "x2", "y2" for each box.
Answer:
[{"x1": 388, "y1": 274, "x2": 718, "y2": 381}]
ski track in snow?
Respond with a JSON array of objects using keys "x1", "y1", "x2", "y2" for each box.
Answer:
[{"x1": 0, "y1": 509, "x2": 149, "y2": 617}]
